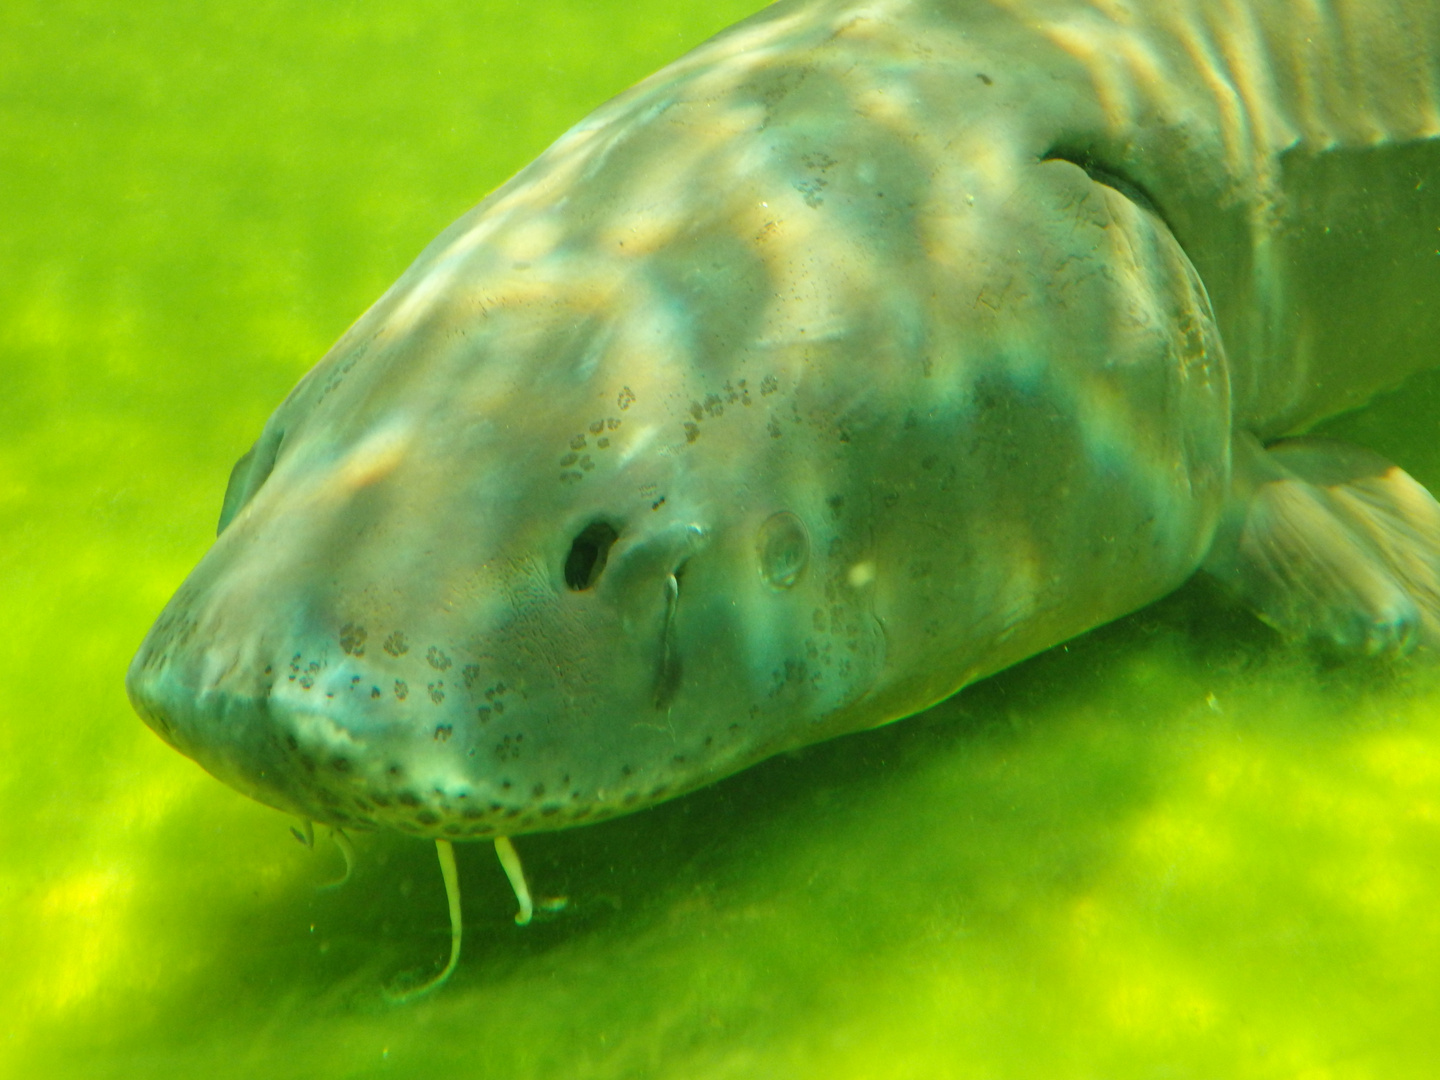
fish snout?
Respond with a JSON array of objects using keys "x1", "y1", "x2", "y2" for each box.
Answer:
[
  {"x1": 125, "y1": 612, "x2": 329, "y2": 825},
  {"x1": 127, "y1": 613, "x2": 569, "y2": 837}
]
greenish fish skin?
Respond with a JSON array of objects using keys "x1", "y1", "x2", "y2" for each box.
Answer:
[{"x1": 128, "y1": 0, "x2": 1440, "y2": 841}]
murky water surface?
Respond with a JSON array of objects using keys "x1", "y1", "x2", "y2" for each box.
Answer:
[{"x1": 2, "y1": 2, "x2": 1438, "y2": 1076}]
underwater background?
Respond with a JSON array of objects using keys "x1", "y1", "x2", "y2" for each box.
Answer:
[{"x1": 3, "y1": 0, "x2": 1439, "y2": 1076}]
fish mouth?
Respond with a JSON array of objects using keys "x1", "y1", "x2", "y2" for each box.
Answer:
[{"x1": 127, "y1": 649, "x2": 634, "y2": 839}]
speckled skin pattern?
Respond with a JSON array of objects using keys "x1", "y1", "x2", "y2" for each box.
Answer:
[{"x1": 128, "y1": 0, "x2": 1440, "y2": 840}]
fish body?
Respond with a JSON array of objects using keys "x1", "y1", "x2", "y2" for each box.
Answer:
[{"x1": 129, "y1": 0, "x2": 1440, "y2": 842}]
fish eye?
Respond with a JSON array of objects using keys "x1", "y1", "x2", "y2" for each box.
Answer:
[
  {"x1": 757, "y1": 510, "x2": 809, "y2": 589},
  {"x1": 216, "y1": 426, "x2": 283, "y2": 537},
  {"x1": 564, "y1": 521, "x2": 620, "y2": 591}
]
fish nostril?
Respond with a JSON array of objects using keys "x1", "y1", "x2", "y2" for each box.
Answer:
[
  {"x1": 653, "y1": 562, "x2": 685, "y2": 709},
  {"x1": 563, "y1": 520, "x2": 620, "y2": 591}
]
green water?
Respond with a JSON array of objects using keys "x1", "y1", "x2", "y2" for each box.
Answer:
[{"x1": 4, "y1": 1, "x2": 1440, "y2": 1076}]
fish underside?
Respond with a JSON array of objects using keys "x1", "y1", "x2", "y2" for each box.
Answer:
[{"x1": 127, "y1": 0, "x2": 1440, "y2": 991}]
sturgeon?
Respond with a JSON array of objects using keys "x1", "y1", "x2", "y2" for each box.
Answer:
[{"x1": 128, "y1": 0, "x2": 1440, "y2": 990}]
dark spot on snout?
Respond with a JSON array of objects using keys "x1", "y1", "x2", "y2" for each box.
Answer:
[{"x1": 340, "y1": 623, "x2": 367, "y2": 655}]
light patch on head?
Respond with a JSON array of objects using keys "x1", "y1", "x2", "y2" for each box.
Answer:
[
  {"x1": 852, "y1": 82, "x2": 920, "y2": 127},
  {"x1": 847, "y1": 560, "x2": 876, "y2": 588},
  {"x1": 992, "y1": 546, "x2": 1041, "y2": 644},
  {"x1": 338, "y1": 420, "x2": 416, "y2": 491},
  {"x1": 498, "y1": 214, "x2": 566, "y2": 265},
  {"x1": 571, "y1": 323, "x2": 614, "y2": 383},
  {"x1": 684, "y1": 52, "x2": 780, "y2": 112},
  {"x1": 427, "y1": 212, "x2": 511, "y2": 282},
  {"x1": 1041, "y1": 17, "x2": 1143, "y2": 136},
  {"x1": 747, "y1": 199, "x2": 873, "y2": 348},
  {"x1": 957, "y1": 124, "x2": 1023, "y2": 200},
  {"x1": 601, "y1": 201, "x2": 688, "y2": 258},
  {"x1": 198, "y1": 644, "x2": 242, "y2": 695},
  {"x1": 826, "y1": 0, "x2": 907, "y2": 39},
  {"x1": 1170, "y1": 15, "x2": 1249, "y2": 179},
  {"x1": 1419, "y1": 83, "x2": 1440, "y2": 141},
  {"x1": 602, "y1": 273, "x2": 703, "y2": 417},
  {"x1": 1112, "y1": 25, "x2": 1200, "y2": 132},
  {"x1": 596, "y1": 104, "x2": 766, "y2": 258},
  {"x1": 290, "y1": 704, "x2": 369, "y2": 763},
  {"x1": 659, "y1": 7, "x2": 816, "y2": 86},
  {"x1": 616, "y1": 423, "x2": 660, "y2": 468},
  {"x1": 1203, "y1": 1, "x2": 1302, "y2": 152},
  {"x1": 386, "y1": 260, "x2": 463, "y2": 337}
]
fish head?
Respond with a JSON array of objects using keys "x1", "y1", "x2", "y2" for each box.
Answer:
[
  {"x1": 126, "y1": 4, "x2": 1236, "y2": 838},
  {"x1": 125, "y1": 164, "x2": 889, "y2": 838}
]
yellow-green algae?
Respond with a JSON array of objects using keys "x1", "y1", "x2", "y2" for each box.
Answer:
[{"x1": 2, "y1": 1, "x2": 1439, "y2": 1076}]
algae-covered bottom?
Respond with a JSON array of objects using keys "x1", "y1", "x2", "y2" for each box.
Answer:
[{"x1": 2, "y1": 0, "x2": 1438, "y2": 1076}]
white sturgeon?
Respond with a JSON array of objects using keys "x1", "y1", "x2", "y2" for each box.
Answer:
[{"x1": 128, "y1": 0, "x2": 1440, "y2": 992}]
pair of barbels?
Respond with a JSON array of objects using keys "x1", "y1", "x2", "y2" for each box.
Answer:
[{"x1": 293, "y1": 822, "x2": 565, "y2": 1001}]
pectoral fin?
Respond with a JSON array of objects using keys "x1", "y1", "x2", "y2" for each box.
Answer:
[{"x1": 1204, "y1": 434, "x2": 1440, "y2": 655}]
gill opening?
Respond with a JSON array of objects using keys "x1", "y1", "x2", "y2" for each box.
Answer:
[{"x1": 1042, "y1": 147, "x2": 1175, "y2": 235}]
